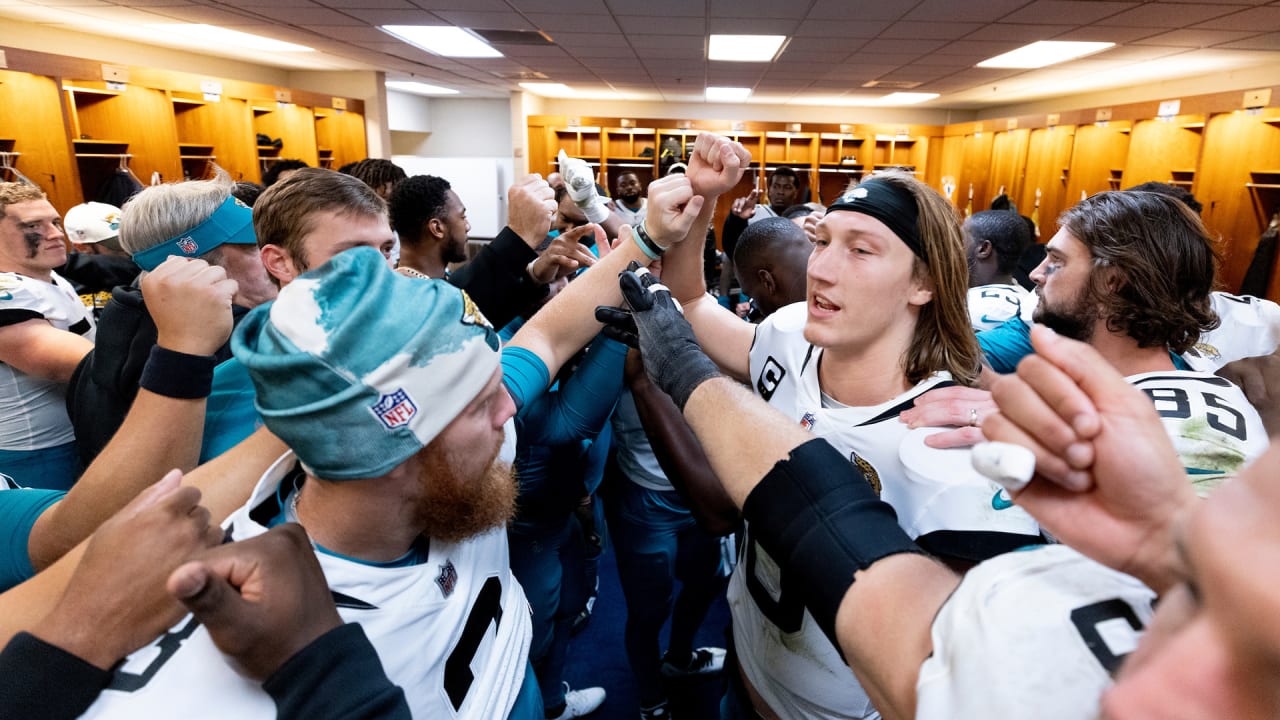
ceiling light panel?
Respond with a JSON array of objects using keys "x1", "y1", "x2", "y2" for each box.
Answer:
[
  {"x1": 381, "y1": 25, "x2": 503, "y2": 58},
  {"x1": 977, "y1": 40, "x2": 1116, "y2": 68},
  {"x1": 708, "y1": 34, "x2": 788, "y2": 62}
]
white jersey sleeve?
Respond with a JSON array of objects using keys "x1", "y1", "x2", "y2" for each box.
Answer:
[
  {"x1": 80, "y1": 451, "x2": 532, "y2": 720},
  {"x1": 917, "y1": 545, "x2": 1155, "y2": 720},
  {"x1": 1127, "y1": 371, "x2": 1268, "y2": 495},
  {"x1": 0, "y1": 271, "x2": 96, "y2": 450},
  {"x1": 1181, "y1": 292, "x2": 1280, "y2": 371},
  {"x1": 967, "y1": 283, "x2": 1033, "y2": 332}
]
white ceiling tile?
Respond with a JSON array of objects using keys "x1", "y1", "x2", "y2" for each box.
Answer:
[
  {"x1": 857, "y1": 38, "x2": 948, "y2": 54},
  {"x1": 233, "y1": 5, "x2": 358, "y2": 24},
  {"x1": 708, "y1": 0, "x2": 809, "y2": 18},
  {"x1": 526, "y1": 12, "x2": 621, "y2": 33},
  {"x1": 1215, "y1": 31, "x2": 1280, "y2": 48},
  {"x1": 604, "y1": 0, "x2": 703, "y2": 16},
  {"x1": 1096, "y1": 3, "x2": 1237, "y2": 28},
  {"x1": 1132, "y1": 27, "x2": 1260, "y2": 45},
  {"x1": 1193, "y1": 5, "x2": 1280, "y2": 30},
  {"x1": 902, "y1": 0, "x2": 1036, "y2": 23},
  {"x1": 963, "y1": 23, "x2": 1071, "y2": 41},
  {"x1": 880, "y1": 21, "x2": 985, "y2": 40},
  {"x1": 615, "y1": 15, "x2": 705, "y2": 34},
  {"x1": 708, "y1": 17, "x2": 803, "y2": 34},
  {"x1": 304, "y1": 24, "x2": 397, "y2": 41},
  {"x1": 794, "y1": 19, "x2": 890, "y2": 38},
  {"x1": 1001, "y1": 1, "x2": 1140, "y2": 25},
  {"x1": 332, "y1": 7, "x2": 442, "y2": 24},
  {"x1": 806, "y1": 0, "x2": 911, "y2": 21},
  {"x1": 1051, "y1": 25, "x2": 1168, "y2": 42},
  {"x1": 629, "y1": 34, "x2": 705, "y2": 49},
  {"x1": 432, "y1": 10, "x2": 535, "y2": 30},
  {"x1": 508, "y1": 0, "x2": 609, "y2": 12},
  {"x1": 317, "y1": 0, "x2": 416, "y2": 8}
]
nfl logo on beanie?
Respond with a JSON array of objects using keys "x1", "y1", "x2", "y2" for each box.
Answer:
[{"x1": 232, "y1": 246, "x2": 501, "y2": 480}]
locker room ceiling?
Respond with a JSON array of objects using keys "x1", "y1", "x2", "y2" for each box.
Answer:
[{"x1": 3, "y1": 0, "x2": 1280, "y2": 109}]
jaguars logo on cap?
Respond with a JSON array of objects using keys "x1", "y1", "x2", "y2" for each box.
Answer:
[{"x1": 459, "y1": 289, "x2": 493, "y2": 330}]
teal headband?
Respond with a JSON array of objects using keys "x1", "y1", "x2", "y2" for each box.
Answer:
[{"x1": 132, "y1": 195, "x2": 256, "y2": 271}]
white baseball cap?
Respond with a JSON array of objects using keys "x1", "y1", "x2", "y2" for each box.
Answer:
[{"x1": 63, "y1": 202, "x2": 122, "y2": 246}]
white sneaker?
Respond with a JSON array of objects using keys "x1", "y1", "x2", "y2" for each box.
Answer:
[
  {"x1": 546, "y1": 682, "x2": 605, "y2": 719},
  {"x1": 660, "y1": 647, "x2": 726, "y2": 677}
]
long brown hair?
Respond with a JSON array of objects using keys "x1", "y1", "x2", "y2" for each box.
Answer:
[{"x1": 868, "y1": 171, "x2": 982, "y2": 386}]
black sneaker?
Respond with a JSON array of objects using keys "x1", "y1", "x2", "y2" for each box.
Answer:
[{"x1": 660, "y1": 647, "x2": 726, "y2": 678}]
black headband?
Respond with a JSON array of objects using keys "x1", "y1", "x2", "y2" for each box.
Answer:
[{"x1": 826, "y1": 178, "x2": 925, "y2": 260}]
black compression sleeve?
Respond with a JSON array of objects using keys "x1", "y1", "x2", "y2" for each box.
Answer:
[
  {"x1": 741, "y1": 438, "x2": 925, "y2": 651},
  {"x1": 264, "y1": 623, "x2": 410, "y2": 720},
  {"x1": 0, "y1": 632, "x2": 112, "y2": 720}
]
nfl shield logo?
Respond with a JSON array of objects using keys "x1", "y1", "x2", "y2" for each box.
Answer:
[
  {"x1": 800, "y1": 412, "x2": 817, "y2": 431},
  {"x1": 177, "y1": 237, "x2": 199, "y2": 255},
  {"x1": 372, "y1": 388, "x2": 417, "y2": 429},
  {"x1": 436, "y1": 560, "x2": 457, "y2": 597}
]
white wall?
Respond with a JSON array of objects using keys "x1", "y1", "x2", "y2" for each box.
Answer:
[{"x1": 410, "y1": 98, "x2": 513, "y2": 157}]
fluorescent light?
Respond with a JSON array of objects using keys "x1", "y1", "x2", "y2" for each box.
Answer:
[
  {"x1": 706, "y1": 86, "x2": 752, "y2": 102},
  {"x1": 708, "y1": 34, "x2": 787, "y2": 62},
  {"x1": 386, "y1": 81, "x2": 458, "y2": 96},
  {"x1": 381, "y1": 25, "x2": 502, "y2": 58},
  {"x1": 145, "y1": 25, "x2": 313, "y2": 52},
  {"x1": 977, "y1": 41, "x2": 1115, "y2": 69},
  {"x1": 519, "y1": 82, "x2": 575, "y2": 97},
  {"x1": 875, "y1": 92, "x2": 939, "y2": 105}
]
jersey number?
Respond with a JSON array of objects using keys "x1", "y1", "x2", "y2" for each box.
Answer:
[
  {"x1": 107, "y1": 616, "x2": 201, "y2": 692},
  {"x1": 1143, "y1": 387, "x2": 1249, "y2": 442},
  {"x1": 744, "y1": 539, "x2": 805, "y2": 634},
  {"x1": 1070, "y1": 599, "x2": 1144, "y2": 674},
  {"x1": 443, "y1": 576, "x2": 504, "y2": 711}
]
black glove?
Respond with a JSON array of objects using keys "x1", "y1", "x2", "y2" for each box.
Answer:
[{"x1": 593, "y1": 263, "x2": 720, "y2": 409}]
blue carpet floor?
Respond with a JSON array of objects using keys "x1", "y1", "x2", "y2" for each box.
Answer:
[{"x1": 561, "y1": 543, "x2": 731, "y2": 720}]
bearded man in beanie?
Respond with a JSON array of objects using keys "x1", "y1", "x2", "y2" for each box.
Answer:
[{"x1": 75, "y1": 154, "x2": 715, "y2": 718}]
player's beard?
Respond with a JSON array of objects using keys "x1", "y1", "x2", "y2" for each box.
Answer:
[
  {"x1": 1033, "y1": 288, "x2": 1097, "y2": 343},
  {"x1": 413, "y1": 437, "x2": 518, "y2": 544}
]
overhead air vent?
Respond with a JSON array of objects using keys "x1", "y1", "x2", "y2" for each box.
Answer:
[
  {"x1": 494, "y1": 70, "x2": 550, "y2": 80},
  {"x1": 862, "y1": 80, "x2": 922, "y2": 89},
  {"x1": 471, "y1": 29, "x2": 554, "y2": 46}
]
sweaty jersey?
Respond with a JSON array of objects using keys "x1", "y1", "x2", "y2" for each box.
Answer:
[
  {"x1": 733, "y1": 302, "x2": 1040, "y2": 720},
  {"x1": 917, "y1": 544, "x2": 1155, "y2": 720},
  {"x1": 1128, "y1": 370, "x2": 1268, "y2": 495},
  {"x1": 1182, "y1": 292, "x2": 1280, "y2": 371},
  {"x1": 80, "y1": 451, "x2": 532, "y2": 720},
  {"x1": 967, "y1": 283, "x2": 1033, "y2": 332},
  {"x1": 0, "y1": 271, "x2": 95, "y2": 450}
]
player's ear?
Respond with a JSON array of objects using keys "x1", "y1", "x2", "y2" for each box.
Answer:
[{"x1": 976, "y1": 239, "x2": 993, "y2": 260}]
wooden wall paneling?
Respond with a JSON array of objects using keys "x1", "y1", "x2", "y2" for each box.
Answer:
[
  {"x1": 987, "y1": 128, "x2": 1030, "y2": 209},
  {"x1": 0, "y1": 70, "x2": 81, "y2": 214},
  {"x1": 602, "y1": 127, "x2": 657, "y2": 198},
  {"x1": 314, "y1": 108, "x2": 368, "y2": 170},
  {"x1": 171, "y1": 95, "x2": 257, "y2": 182},
  {"x1": 525, "y1": 122, "x2": 549, "y2": 176},
  {"x1": 1121, "y1": 116, "x2": 1204, "y2": 190},
  {"x1": 960, "y1": 131, "x2": 995, "y2": 216},
  {"x1": 1019, "y1": 125, "x2": 1077, "y2": 241},
  {"x1": 816, "y1": 132, "x2": 865, "y2": 205},
  {"x1": 68, "y1": 84, "x2": 183, "y2": 200},
  {"x1": 1196, "y1": 109, "x2": 1280, "y2": 297},
  {"x1": 1064, "y1": 122, "x2": 1131, "y2": 203},
  {"x1": 253, "y1": 101, "x2": 320, "y2": 177},
  {"x1": 932, "y1": 134, "x2": 966, "y2": 211}
]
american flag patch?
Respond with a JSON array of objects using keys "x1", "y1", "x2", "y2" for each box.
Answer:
[
  {"x1": 372, "y1": 388, "x2": 417, "y2": 429},
  {"x1": 177, "y1": 237, "x2": 199, "y2": 255}
]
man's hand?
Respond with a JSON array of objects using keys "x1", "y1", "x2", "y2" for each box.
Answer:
[
  {"x1": 687, "y1": 133, "x2": 751, "y2": 198},
  {"x1": 507, "y1": 174, "x2": 557, "y2": 248},
  {"x1": 558, "y1": 150, "x2": 610, "y2": 224},
  {"x1": 595, "y1": 263, "x2": 719, "y2": 409},
  {"x1": 1218, "y1": 349, "x2": 1280, "y2": 436},
  {"x1": 799, "y1": 211, "x2": 824, "y2": 243},
  {"x1": 642, "y1": 175, "x2": 706, "y2": 247},
  {"x1": 167, "y1": 523, "x2": 342, "y2": 682},
  {"x1": 31, "y1": 470, "x2": 223, "y2": 670},
  {"x1": 143, "y1": 257, "x2": 238, "y2": 356},
  {"x1": 898, "y1": 385, "x2": 997, "y2": 448},
  {"x1": 731, "y1": 189, "x2": 760, "y2": 219},
  {"x1": 528, "y1": 224, "x2": 601, "y2": 284},
  {"x1": 981, "y1": 326, "x2": 1197, "y2": 593}
]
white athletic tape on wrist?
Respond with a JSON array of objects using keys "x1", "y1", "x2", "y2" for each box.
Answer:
[{"x1": 971, "y1": 442, "x2": 1036, "y2": 492}]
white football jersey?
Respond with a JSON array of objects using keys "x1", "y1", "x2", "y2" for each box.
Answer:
[
  {"x1": 0, "y1": 271, "x2": 96, "y2": 450},
  {"x1": 80, "y1": 450, "x2": 532, "y2": 720},
  {"x1": 732, "y1": 303, "x2": 1039, "y2": 720},
  {"x1": 917, "y1": 544, "x2": 1155, "y2": 720},
  {"x1": 967, "y1": 283, "x2": 1033, "y2": 332},
  {"x1": 1181, "y1": 292, "x2": 1280, "y2": 371},
  {"x1": 1127, "y1": 370, "x2": 1268, "y2": 495}
]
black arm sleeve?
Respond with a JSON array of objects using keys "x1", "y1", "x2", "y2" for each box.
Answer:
[
  {"x1": 264, "y1": 623, "x2": 410, "y2": 720},
  {"x1": 0, "y1": 632, "x2": 112, "y2": 720},
  {"x1": 448, "y1": 227, "x2": 548, "y2": 329},
  {"x1": 742, "y1": 438, "x2": 925, "y2": 651}
]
